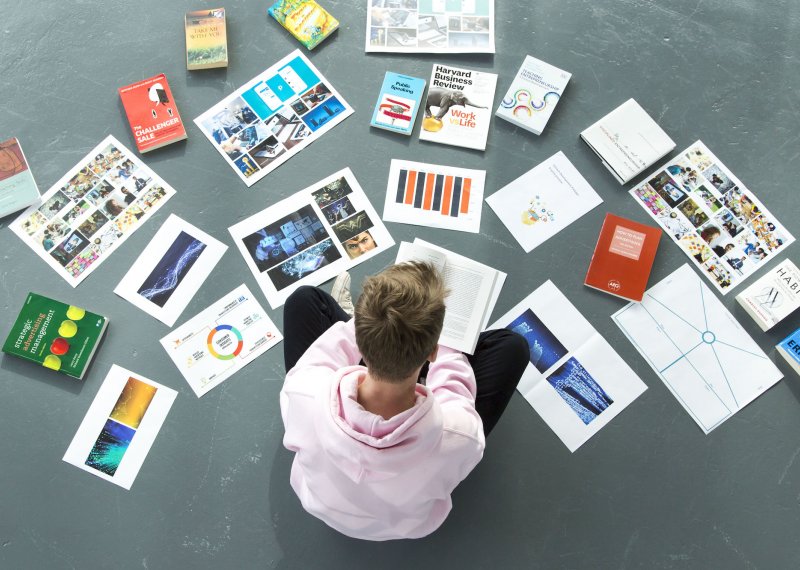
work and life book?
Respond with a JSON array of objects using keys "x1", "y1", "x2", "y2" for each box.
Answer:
[
  {"x1": 2, "y1": 292, "x2": 108, "y2": 380},
  {"x1": 495, "y1": 55, "x2": 571, "y2": 136},
  {"x1": 584, "y1": 213, "x2": 661, "y2": 302},
  {"x1": 735, "y1": 259, "x2": 800, "y2": 331},
  {"x1": 185, "y1": 8, "x2": 228, "y2": 70},
  {"x1": 0, "y1": 137, "x2": 39, "y2": 218},
  {"x1": 580, "y1": 98, "x2": 675, "y2": 184},
  {"x1": 419, "y1": 63, "x2": 497, "y2": 151},
  {"x1": 777, "y1": 328, "x2": 800, "y2": 376},
  {"x1": 269, "y1": 0, "x2": 339, "y2": 50},
  {"x1": 370, "y1": 72, "x2": 427, "y2": 136},
  {"x1": 119, "y1": 74, "x2": 187, "y2": 153},
  {"x1": 396, "y1": 239, "x2": 505, "y2": 355}
]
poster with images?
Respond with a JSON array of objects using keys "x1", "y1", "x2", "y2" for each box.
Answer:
[
  {"x1": 160, "y1": 284, "x2": 282, "y2": 397},
  {"x1": 366, "y1": 0, "x2": 494, "y2": 54},
  {"x1": 630, "y1": 141, "x2": 794, "y2": 294},
  {"x1": 113, "y1": 214, "x2": 227, "y2": 326},
  {"x1": 488, "y1": 280, "x2": 647, "y2": 452},
  {"x1": 229, "y1": 168, "x2": 395, "y2": 308},
  {"x1": 194, "y1": 50, "x2": 353, "y2": 187},
  {"x1": 63, "y1": 365, "x2": 177, "y2": 490},
  {"x1": 10, "y1": 136, "x2": 175, "y2": 287},
  {"x1": 382, "y1": 159, "x2": 485, "y2": 233}
]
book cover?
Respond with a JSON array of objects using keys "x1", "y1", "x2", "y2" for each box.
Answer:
[
  {"x1": 119, "y1": 74, "x2": 187, "y2": 153},
  {"x1": 495, "y1": 55, "x2": 571, "y2": 136},
  {"x1": 269, "y1": 0, "x2": 339, "y2": 50},
  {"x1": 777, "y1": 328, "x2": 800, "y2": 376},
  {"x1": 185, "y1": 8, "x2": 228, "y2": 70},
  {"x1": 584, "y1": 213, "x2": 662, "y2": 302},
  {"x1": 418, "y1": 63, "x2": 497, "y2": 151},
  {"x1": 0, "y1": 137, "x2": 39, "y2": 218},
  {"x1": 370, "y1": 72, "x2": 427, "y2": 135},
  {"x1": 580, "y1": 99, "x2": 675, "y2": 184},
  {"x1": 2, "y1": 292, "x2": 108, "y2": 379},
  {"x1": 736, "y1": 259, "x2": 800, "y2": 331}
]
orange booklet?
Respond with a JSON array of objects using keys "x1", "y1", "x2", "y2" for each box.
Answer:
[{"x1": 118, "y1": 74, "x2": 187, "y2": 153}]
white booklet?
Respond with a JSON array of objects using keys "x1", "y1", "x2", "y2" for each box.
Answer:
[
  {"x1": 485, "y1": 151, "x2": 603, "y2": 253},
  {"x1": 114, "y1": 214, "x2": 227, "y2": 326},
  {"x1": 488, "y1": 281, "x2": 646, "y2": 452},
  {"x1": 160, "y1": 284, "x2": 282, "y2": 397},
  {"x1": 396, "y1": 238, "x2": 505, "y2": 354},
  {"x1": 63, "y1": 365, "x2": 177, "y2": 489},
  {"x1": 229, "y1": 168, "x2": 395, "y2": 308},
  {"x1": 382, "y1": 159, "x2": 485, "y2": 233},
  {"x1": 613, "y1": 264, "x2": 783, "y2": 434},
  {"x1": 735, "y1": 259, "x2": 800, "y2": 332},
  {"x1": 580, "y1": 98, "x2": 675, "y2": 184},
  {"x1": 366, "y1": 0, "x2": 495, "y2": 54}
]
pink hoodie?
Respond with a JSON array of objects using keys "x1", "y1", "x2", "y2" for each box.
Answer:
[{"x1": 281, "y1": 320, "x2": 485, "y2": 540}]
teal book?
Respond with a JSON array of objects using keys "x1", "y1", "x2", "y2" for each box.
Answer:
[
  {"x1": 2, "y1": 292, "x2": 108, "y2": 379},
  {"x1": 777, "y1": 327, "x2": 800, "y2": 376},
  {"x1": 0, "y1": 138, "x2": 39, "y2": 218},
  {"x1": 370, "y1": 72, "x2": 426, "y2": 136}
]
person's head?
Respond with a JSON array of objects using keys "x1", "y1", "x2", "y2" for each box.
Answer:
[
  {"x1": 701, "y1": 226, "x2": 721, "y2": 243},
  {"x1": 355, "y1": 262, "x2": 446, "y2": 382},
  {"x1": 724, "y1": 243, "x2": 735, "y2": 252},
  {"x1": 343, "y1": 230, "x2": 377, "y2": 259}
]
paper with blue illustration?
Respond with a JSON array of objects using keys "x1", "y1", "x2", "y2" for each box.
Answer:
[{"x1": 488, "y1": 280, "x2": 646, "y2": 451}]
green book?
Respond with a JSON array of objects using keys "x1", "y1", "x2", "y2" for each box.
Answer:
[{"x1": 2, "y1": 293, "x2": 108, "y2": 379}]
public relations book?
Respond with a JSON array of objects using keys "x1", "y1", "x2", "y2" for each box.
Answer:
[
  {"x1": 268, "y1": 0, "x2": 339, "y2": 50},
  {"x1": 118, "y1": 74, "x2": 187, "y2": 153},
  {"x1": 2, "y1": 293, "x2": 108, "y2": 380},
  {"x1": 735, "y1": 259, "x2": 800, "y2": 332},
  {"x1": 419, "y1": 63, "x2": 497, "y2": 151},
  {"x1": 185, "y1": 8, "x2": 228, "y2": 70},
  {"x1": 495, "y1": 55, "x2": 571, "y2": 136},
  {"x1": 777, "y1": 328, "x2": 800, "y2": 376},
  {"x1": 584, "y1": 213, "x2": 661, "y2": 302},
  {"x1": 370, "y1": 71, "x2": 427, "y2": 136},
  {"x1": 0, "y1": 137, "x2": 39, "y2": 218}
]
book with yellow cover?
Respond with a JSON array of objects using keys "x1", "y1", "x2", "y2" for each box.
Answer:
[
  {"x1": 269, "y1": 0, "x2": 338, "y2": 50},
  {"x1": 185, "y1": 8, "x2": 228, "y2": 70}
]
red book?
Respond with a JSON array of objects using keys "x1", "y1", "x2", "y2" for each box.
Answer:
[
  {"x1": 584, "y1": 213, "x2": 661, "y2": 302},
  {"x1": 118, "y1": 74, "x2": 187, "y2": 153}
]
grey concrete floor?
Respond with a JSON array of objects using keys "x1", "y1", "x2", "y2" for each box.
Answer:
[{"x1": 1, "y1": 0, "x2": 799, "y2": 568}]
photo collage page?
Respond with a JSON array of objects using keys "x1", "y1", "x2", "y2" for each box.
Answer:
[{"x1": 631, "y1": 142, "x2": 793, "y2": 293}]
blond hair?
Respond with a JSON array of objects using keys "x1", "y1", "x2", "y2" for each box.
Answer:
[{"x1": 355, "y1": 262, "x2": 446, "y2": 382}]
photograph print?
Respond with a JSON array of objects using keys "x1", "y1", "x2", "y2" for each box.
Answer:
[
  {"x1": 312, "y1": 176, "x2": 353, "y2": 208},
  {"x1": 507, "y1": 308, "x2": 568, "y2": 374},
  {"x1": 676, "y1": 196, "x2": 709, "y2": 228},
  {"x1": 331, "y1": 211, "x2": 375, "y2": 242},
  {"x1": 702, "y1": 164, "x2": 736, "y2": 194},
  {"x1": 267, "y1": 239, "x2": 342, "y2": 291},
  {"x1": 648, "y1": 171, "x2": 687, "y2": 208},
  {"x1": 50, "y1": 230, "x2": 89, "y2": 266},
  {"x1": 301, "y1": 96, "x2": 347, "y2": 132},
  {"x1": 546, "y1": 357, "x2": 614, "y2": 425},
  {"x1": 321, "y1": 196, "x2": 355, "y2": 225},
  {"x1": 84, "y1": 419, "x2": 136, "y2": 477},
  {"x1": 136, "y1": 231, "x2": 207, "y2": 308}
]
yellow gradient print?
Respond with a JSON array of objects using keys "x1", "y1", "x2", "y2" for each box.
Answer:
[{"x1": 110, "y1": 377, "x2": 157, "y2": 429}]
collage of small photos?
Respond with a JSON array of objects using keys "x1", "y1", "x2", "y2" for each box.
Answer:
[
  {"x1": 11, "y1": 136, "x2": 174, "y2": 286},
  {"x1": 367, "y1": 0, "x2": 494, "y2": 53},
  {"x1": 631, "y1": 142, "x2": 792, "y2": 293}
]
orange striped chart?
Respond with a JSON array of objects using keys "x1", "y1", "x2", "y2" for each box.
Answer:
[{"x1": 383, "y1": 159, "x2": 485, "y2": 233}]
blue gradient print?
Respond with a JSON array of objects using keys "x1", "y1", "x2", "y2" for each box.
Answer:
[
  {"x1": 137, "y1": 231, "x2": 206, "y2": 308},
  {"x1": 507, "y1": 308, "x2": 568, "y2": 373}
]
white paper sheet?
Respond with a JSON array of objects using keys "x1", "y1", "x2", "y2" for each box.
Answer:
[
  {"x1": 229, "y1": 168, "x2": 395, "y2": 308},
  {"x1": 612, "y1": 264, "x2": 783, "y2": 433},
  {"x1": 160, "y1": 284, "x2": 282, "y2": 397},
  {"x1": 10, "y1": 135, "x2": 175, "y2": 286},
  {"x1": 488, "y1": 281, "x2": 646, "y2": 452},
  {"x1": 113, "y1": 214, "x2": 227, "y2": 326},
  {"x1": 194, "y1": 50, "x2": 353, "y2": 187},
  {"x1": 383, "y1": 160, "x2": 485, "y2": 233},
  {"x1": 485, "y1": 151, "x2": 603, "y2": 253},
  {"x1": 63, "y1": 365, "x2": 177, "y2": 489}
]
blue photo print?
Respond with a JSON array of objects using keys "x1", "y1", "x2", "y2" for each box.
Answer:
[
  {"x1": 301, "y1": 97, "x2": 346, "y2": 132},
  {"x1": 507, "y1": 309, "x2": 568, "y2": 373},
  {"x1": 137, "y1": 231, "x2": 206, "y2": 308},
  {"x1": 85, "y1": 419, "x2": 136, "y2": 476},
  {"x1": 546, "y1": 357, "x2": 614, "y2": 425}
]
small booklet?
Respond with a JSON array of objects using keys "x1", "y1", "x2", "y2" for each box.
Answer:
[
  {"x1": 0, "y1": 137, "x2": 39, "y2": 218},
  {"x1": 370, "y1": 72, "x2": 427, "y2": 136},
  {"x1": 777, "y1": 328, "x2": 800, "y2": 376},
  {"x1": 2, "y1": 292, "x2": 108, "y2": 380},
  {"x1": 396, "y1": 239, "x2": 505, "y2": 354},
  {"x1": 419, "y1": 63, "x2": 497, "y2": 151},
  {"x1": 119, "y1": 74, "x2": 187, "y2": 153},
  {"x1": 584, "y1": 213, "x2": 661, "y2": 302},
  {"x1": 185, "y1": 8, "x2": 228, "y2": 70},
  {"x1": 269, "y1": 0, "x2": 339, "y2": 50},
  {"x1": 580, "y1": 99, "x2": 675, "y2": 184},
  {"x1": 495, "y1": 55, "x2": 571, "y2": 136},
  {"x1": 736, "y1": 259, "x2": 800, "y2": 331}
]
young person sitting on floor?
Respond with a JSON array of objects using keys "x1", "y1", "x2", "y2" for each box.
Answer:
[{"x1": 281, "y1": 262, "x2": 528, "y2": 540}]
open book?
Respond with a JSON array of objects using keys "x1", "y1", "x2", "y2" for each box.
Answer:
[{"x1": 396, "y1": 239, "x2": 505, "y2": 354}]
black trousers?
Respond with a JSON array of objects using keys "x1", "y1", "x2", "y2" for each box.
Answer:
[{"x1": 284, "y1": 286, "x2": 529, "y2": 436}]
